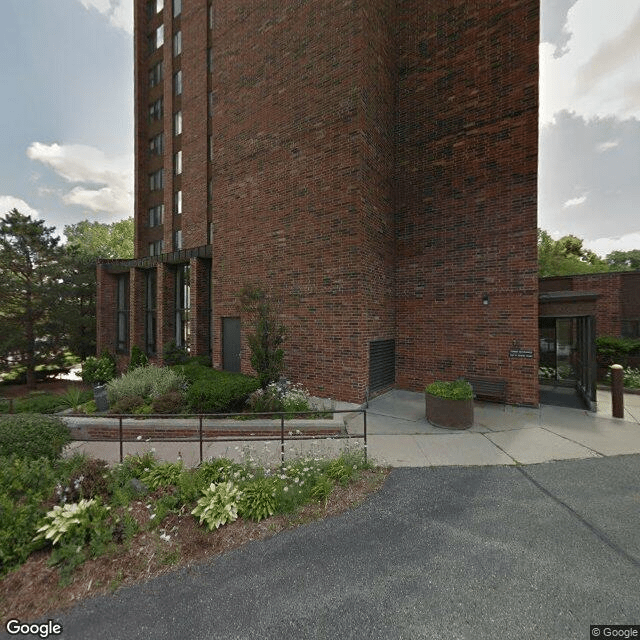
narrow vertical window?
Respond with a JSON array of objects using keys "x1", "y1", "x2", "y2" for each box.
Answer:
[
  {"x1": 208, "y1": 4, "x2": 214, "y2": 29},
  {"x1": 173, "y1": 0, "x2": 181, "y2": 17},
  {"x1": 173, "y1": 70, "x2": 182, "y2": 95},
  {"x1": 145, "y1": 270, "x2": 157, "y2": 356},
  {"x1": 173, "y1": 30, "x2": 182, "y2": 57},
  {"x1": 175, "y1": 264, "x2": 191, "y2": 351},
  {"x1": 174, "y1": 110, "x2": 182, "y2": 136},
  {"x1": 116, "y1": 274, "x2": 129, "y2": 353},
  {"x1": 174, "y1": 190, "x2": 182, "y2": 214},
  {"x1": 174, "y1": 150, "x2": 182, "y2": 175},
  {"x1": 208, "y1": 134, "x2": 213, "y2": 162},
  {"x1": 156, "y1": 24, "x2": 164, "y2": 48},
  {"x1": 156, "y1": 0, "x2": 164, "y2": 13},
  {"x1": 174, "y1": 229, "x2": 183, "y2": 250},
  {"x1": 207, "y1": 47, "x2": 213, "y2": 73}
]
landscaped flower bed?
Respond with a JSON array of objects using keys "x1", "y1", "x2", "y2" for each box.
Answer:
[{"x1": 0, "y1": 412, "x2": 386, "y2": 620}]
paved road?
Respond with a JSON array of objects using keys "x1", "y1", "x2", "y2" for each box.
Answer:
[{"x1": 8, "y1": 455, "x2": 640, "y2": 640}]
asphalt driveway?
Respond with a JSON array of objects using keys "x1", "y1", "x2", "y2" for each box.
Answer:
[{"x1": 8, "y1": 455, "x2": 640, "y2": 640}]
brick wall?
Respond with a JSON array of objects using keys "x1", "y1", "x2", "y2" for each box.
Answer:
[{"x1": 394, "y1": 0, "x2": 540, "y2": 405}]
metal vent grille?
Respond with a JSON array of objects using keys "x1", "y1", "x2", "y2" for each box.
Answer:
[{"x1": 369, "y1": 339, "x2": 395, "y2": 393}]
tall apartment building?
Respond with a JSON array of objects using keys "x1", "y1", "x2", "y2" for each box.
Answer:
[{"x1": 97, "y1": 0, "x2": 540, "y2": 405}]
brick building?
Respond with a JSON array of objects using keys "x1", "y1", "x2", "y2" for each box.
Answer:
[{"x1": 97, "y1": 0, "x2": 540, "y2": 405}]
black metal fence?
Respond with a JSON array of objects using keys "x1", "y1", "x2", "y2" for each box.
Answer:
[{"x1": 66, "y1": 409, "x2": 367, "y2": 465}]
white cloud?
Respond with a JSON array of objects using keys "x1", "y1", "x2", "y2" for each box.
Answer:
[
  {"x1": 584, "y1": 231, "x2": 640, "y2": 256},
  {"x1": 562, "y1": 195, "x2": 587, "y2": 208},
  {"x1": 0, "y1": 196, "x2": 39, "y2": 219},
  {"x1": 26, "y1": 142, "x2": 133, "y2": 217},
  {"x1": 597, "y1": 140, "x2": 619, "y2": 152},
  {"x1": 540, "y1": 0, "x2": 640, "y2": 124},
  {"x1": 77, "y1": 0, "x2": 133, "y2": 35}
]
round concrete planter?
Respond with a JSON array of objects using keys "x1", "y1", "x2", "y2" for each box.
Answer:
[{"x1": 425, "y1": 393, "x2": 474, "y2": 430}]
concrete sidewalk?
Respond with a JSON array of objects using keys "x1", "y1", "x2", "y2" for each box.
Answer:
[
  {"x1": 351, "y1": 388, "x2": 640, "y2": 467},
  {"x1": 64, "y1": 389, "x2": 640, "y2": 468}
]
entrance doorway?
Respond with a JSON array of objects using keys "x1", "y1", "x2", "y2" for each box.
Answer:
[{"x1": 538, "y1": 316, "x2": 597, "y2": 411}]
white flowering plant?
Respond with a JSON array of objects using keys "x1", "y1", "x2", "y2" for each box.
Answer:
[{"x1": 246, "y1": 378, "x2": 313, "y2": 416}]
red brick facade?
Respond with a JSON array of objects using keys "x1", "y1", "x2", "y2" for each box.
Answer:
[{"x1": 97, "y1": 0, "x2": 540, "y2": 405}]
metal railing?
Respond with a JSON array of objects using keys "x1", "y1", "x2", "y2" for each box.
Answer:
[{"x1": 66, "y1": 409, "x2": 367, "y2": 465}]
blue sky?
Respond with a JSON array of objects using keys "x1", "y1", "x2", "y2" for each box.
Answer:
[{"x1": 1, "y1": 0, "x2": 639, "y2": 256}]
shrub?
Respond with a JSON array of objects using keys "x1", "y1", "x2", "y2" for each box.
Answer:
[
  {"x1": 596, "y1": 336, "x2": 640, "y2": 366},
  {"x1": 0, "y1": 414, "x2": 70, "y2": 460},
  {"x1": 106, "y1": 365, "x2": 187, "y2": 406},
  {"x1": 151, "y1": 391, "x2": 186, "y2": 414},
  {"x1": 110, "y1": 395, "x2": 146, "y2": 414},
  {"x1": 162, "y1": 341, "x2": 190, "y2": 366},
  {"x1": 58, "y1": 387, "x2": 93, "y2": 411},
  {"x1": 606, "y1": 366, "x2": 640, "y2": 390},
  {"x1": 128, "y1": 345, "x2": 149, "y2": 372},
  {"x1": 141, "y1": 461, "x2": 184, "y2": 490},
  {"x1": 191, "y1": 481, "x2": 243, "y2": 530},
  {"x1": 81, "y1": 352, "x2": 117, "y2": 385},
  {"x1": 425, "y1": 380, "x2": 473, "y2": 401},
  {"x1": 5, "y1": 392, "x2": 66, "y2": 415},
  {"x1": 246, "y1": 379, "x2": 312, "y2": 416},
  {"x1": 54, "y1": 458, "x2": 110, "y2": 504},
  {"x1": 239, "y1": 477, "x2": 277, "y2": 522},
  {"x1": 185, "y1": 370, "x2": 260, "y2": 413}
]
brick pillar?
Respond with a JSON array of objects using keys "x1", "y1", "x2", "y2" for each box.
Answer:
[
  {"x1": 157, "y1": 262, "x2": 176, "y2": 362},
  {"x1": 129, "y1": 268, "x2": 146, "y2": 356},
  {"x1": 96, "y1": 264, "x2": 117, "y2": 356},
  {"x1": 189, "y1": 257, "x2": 212, "y2": 359}
]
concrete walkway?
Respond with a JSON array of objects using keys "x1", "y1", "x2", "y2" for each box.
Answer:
[
  {"x1": 351, "y1": 388, "x2": 640, "y2": 467},
  {"x1": 64, "y1": 388, "x2": 640, "y2": 468}
]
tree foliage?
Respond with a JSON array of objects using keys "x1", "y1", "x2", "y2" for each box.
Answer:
[
  {"x1": 538, "y1": 229, "x2": 610, "y2": 277},
  {"x1": 605, "y1": 250, "x2": 640, "y2": 271},
  {"x1": 0, "y1": 209, "x2": 66, "y2": 386}
]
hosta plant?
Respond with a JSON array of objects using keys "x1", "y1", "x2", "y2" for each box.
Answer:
[
  {"x1": 141, "y1": 461, "x2": 184, "y2": 490},
  {"x1": 191, "y1": 481, "x2": 243, "y2": 530},
  {"x1": 34, "y1": 499, "x2": 108, "y2": 546},
  {"x1": 239, "y1": 477, "x2": 277, "y2": 522}
]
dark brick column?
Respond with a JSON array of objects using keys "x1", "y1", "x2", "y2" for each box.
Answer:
[
  {"x1": 157, "y1": 262, "x2": 176, "y2": 362},
  {"x1": 189, "y1": 257, "x2": 212, "y2": 359},
  {"x1": 96, "y1": 264, "x2": 117, "y2": 356},
  {"x1": 129, "y1": 267, "x2": 146, "y2": 355}
]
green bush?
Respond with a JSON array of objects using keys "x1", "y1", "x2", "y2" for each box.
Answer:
[
  {"x1": 128, "y1": 345, "x2": 149, "y2": 372},
  {"x1": 110, "y1": 395, "x2": 146, "y2": 414},
  {"x1": 596, "y1": 336, "x2": 640, "y2": 366},
  {"x1": 1, "y1": 392, "x2": 66, "y2": 415},
  {"x1": 246, "y1": 380, "x2": 313, "y2": 416},
  {"x1": 239, "y1": 477, "x2": 277, "y2": 522},
  {"x1": 191, "y1": 481, "x2": 243, "y2": 530},
  {"x1": 141, "y1": 461, "x2": 184, "y2": 490},
  {"x1": 151, "y1": 391, "x2": 186, "y2": 414},
  {"x1": 425, "y1": 379, "x2": 473, "y2": 400},
  {"x1": 185, "y1": 369, "x2": 260, "y2": 413},
  {"x1": 0, "y1": 414, "x2": 71, "y2": 460},
  {"x1": 107, "y1": 365, "x2": 187, "y2": 406},
  {"x1": 162, "y1": 341, "x2": 190, "y2": 366},
  {"x1": 82, "y1": 352, "x2": 117, "y2": 385}
]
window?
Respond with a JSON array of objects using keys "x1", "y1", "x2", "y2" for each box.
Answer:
[
  {"x1": 208, "y1": 4, "x2": 214, "y2": 29},
  {"x1": 173, "y1": 0, "x2": 181, "y2": 17},
  {"x1": 149, "y1": 204, "x2": 164, "y2": 227},
  {"x1": 149, "y1": 132, "x2": 164, "y2": 155},
  {"x1": 173, "y1": 30, "x2": 182, "y2": 57},
  {"x1": 156, "y1": 0, "x2": 164, "y2": 12},
  {"x1": 145, "y1": 270, "x2": 157, "y2": 356},
  {"x1": 207, "y1": 179, "x2": 213, "y2": 202},
  {"x1": 174, "y1": 150, "x2": 182, "y2": 175},
  {"x1": 174, "y1": 190, "x2": 182, "y2": 214},
  {"x1": 208, "y1": 91, "x2": 215, "y2": 117},
  {"x1": 155, "y1": 24, "x2": 164, "y2": 49},
  {"x1": 208, "y1": 134, "x2": 213, "y2": 162},
  {"x1": 207, "y1": 47, "x2": 213, "y2": 73},
  {"x1": 175, "y1": 264, "x2": 191, "y2": 350},
  {"x1": 148, "y1": 97, "x2": 163, "y2": 122},
  {"x1": 622, "y1": 320, "x2": 640, "y2": 339},
  {"x1": 149, "y1": 169, "x2": 164, "y2": 191},
  {"x1": 174, "y1": 229, "x2": 183, "y2": 250},
  {"x1": 173, "y1": 110, "x2": 182, "y2": 136},
  {"x1": 116, "y1": 275, "x2": 129, "y2": 353},
  {"x1": 173, "y1": 70, "x2": 182, "y2": 95},
  {"x1": 149, "y1": 61, "x2": 163, "y2": 87},
  {"x1": 148, "y1": 239, "x2": 164, "y2": 256},
  {"x1": 208, "y1": 222, "x2": 214, "y2": 244}
]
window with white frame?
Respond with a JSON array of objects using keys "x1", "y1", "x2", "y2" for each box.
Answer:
[
  {"x1": 208, "y1": 4, "x2": 214, "y2": 29},
  {"x1": 174, "y1": 150, "x2": 182, "y2": 175},
  {"x1": 148, "y1": 97, "x2": 163, "y2": 122},
  {"x1": 174, "y1": 110, "x2": 182, "y2": 136},
  {"x1": 155, "y1": 24, "x2": 164, "y2": 49},
  {"x1": 175, "y1": 263, "x2": 191, "y2": 350},
  {"x1": 174, "y1": 229, "x2": 183, "y2": 250},
  {"x1": 174, "y1": 190, "x2": 182, "y2": 214},
  {"x1": 173, "y1": 70, "x2": 182, "y2": 95},
  {"x1": 156, "y1": 0, "x2": 164, "y2": 12},
  {"x1": 173, "y1": 0, "x2": 181, "y2": 17}
]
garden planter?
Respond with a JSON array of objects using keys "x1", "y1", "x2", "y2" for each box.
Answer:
[{"x1": 425, "y1": 380, "x2": 474, "y2": 430}]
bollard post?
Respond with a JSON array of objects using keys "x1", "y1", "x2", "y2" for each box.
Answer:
[{"x1": 611, "y1": 364, "x2": 624, "y2": 419}]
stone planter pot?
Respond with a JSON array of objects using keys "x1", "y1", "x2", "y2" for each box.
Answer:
[{"x1": 425, "y1": 393, "x2": 474, "y2": 430}]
